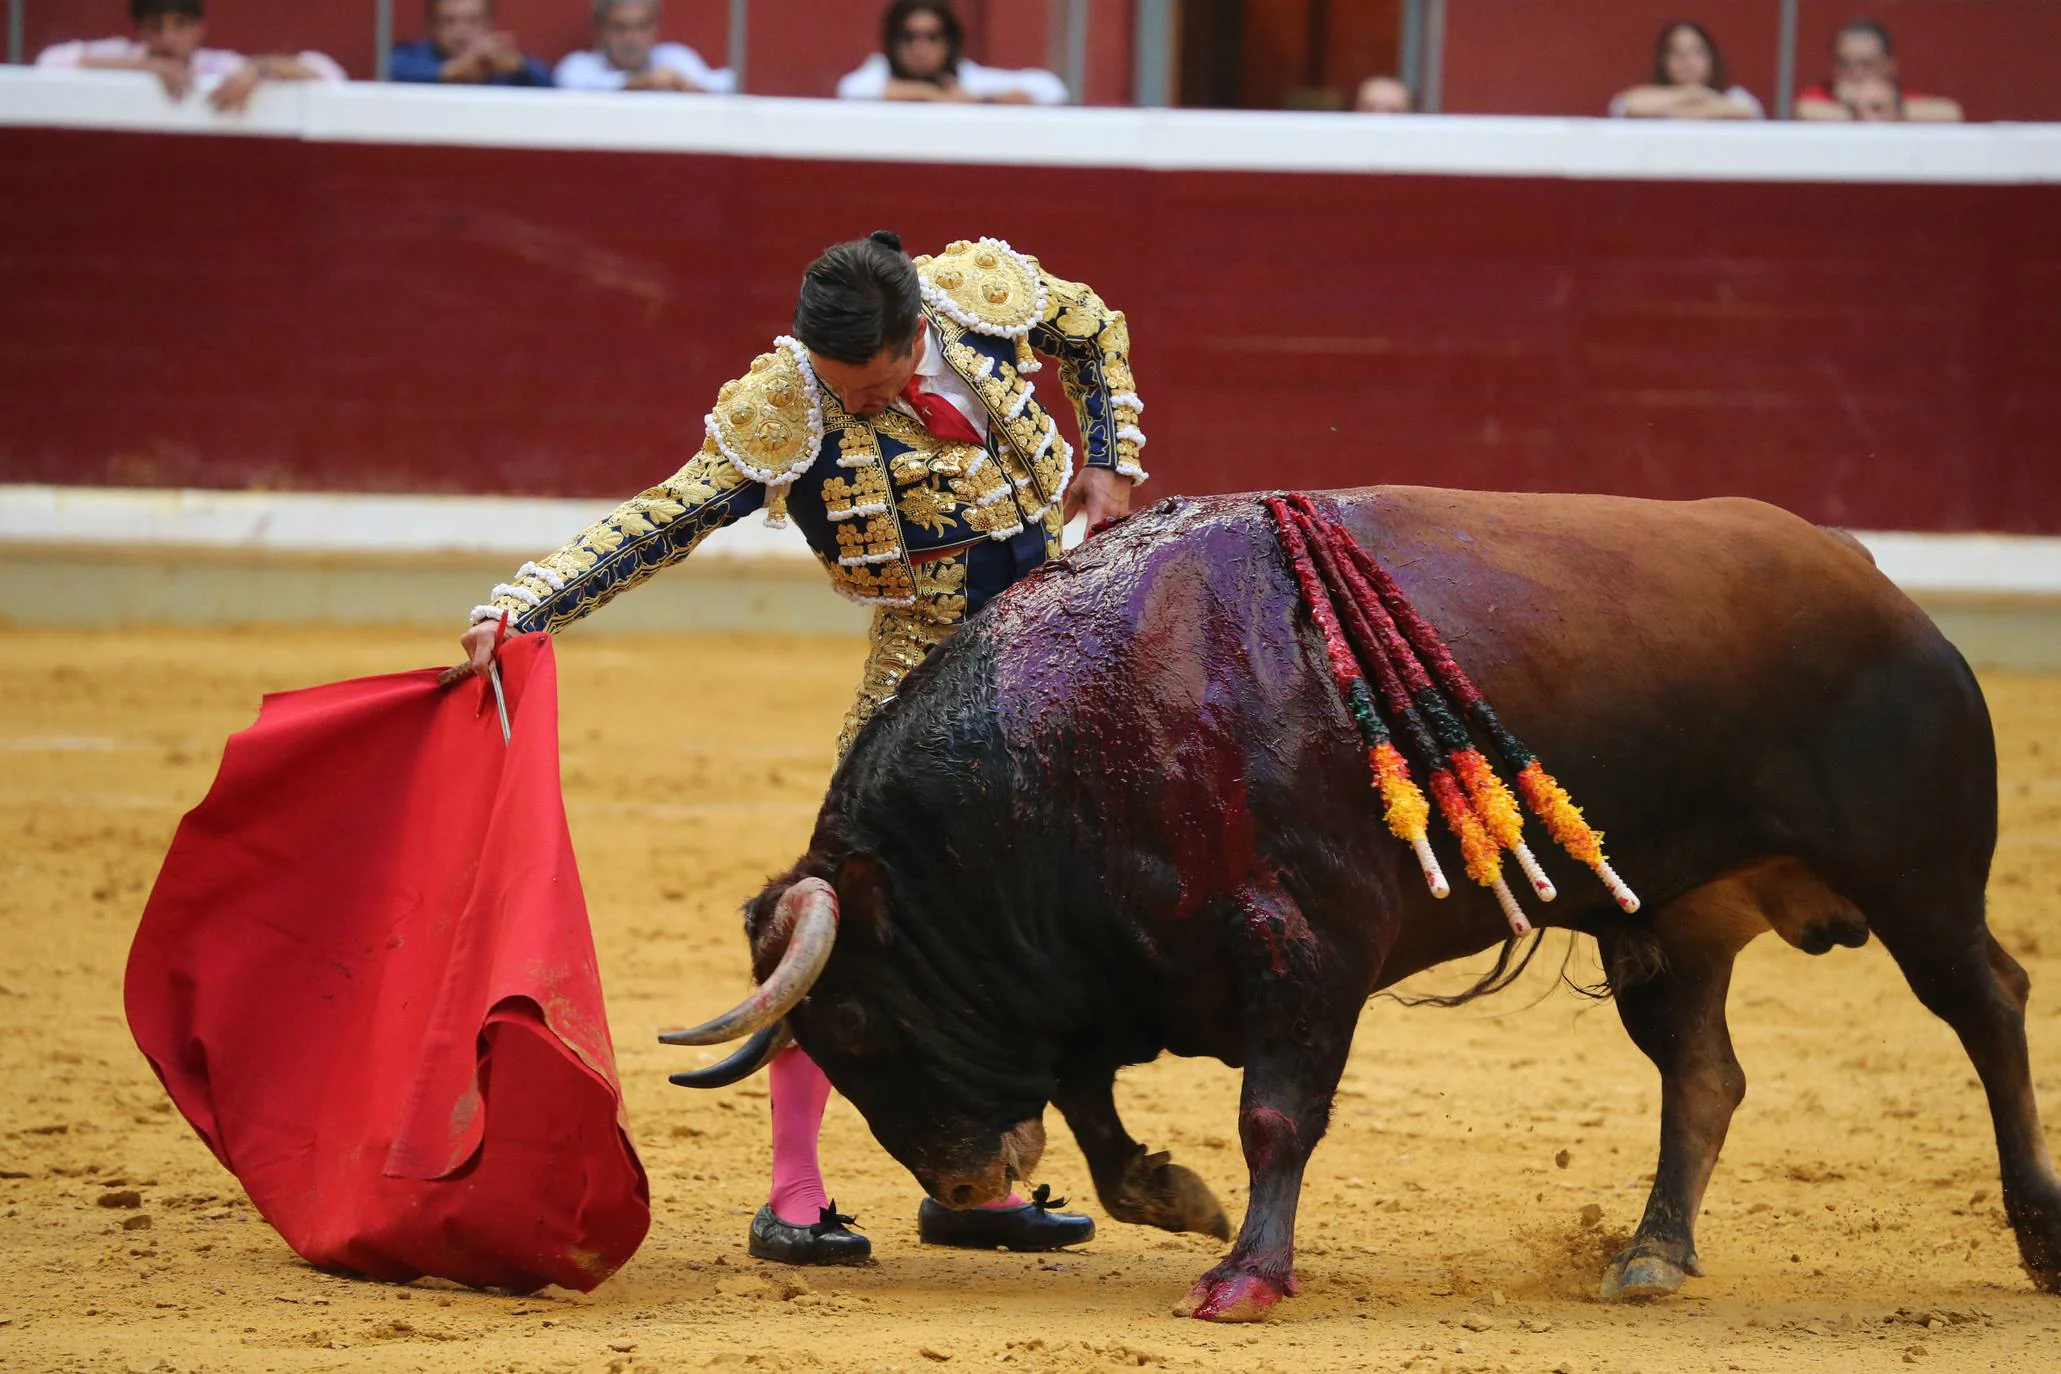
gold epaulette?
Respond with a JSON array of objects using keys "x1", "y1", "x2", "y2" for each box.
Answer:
[
  {"x1": 703, "y1": 335, "x2": 824, "y2": 487},
  {"x1": 915, "y1": 238, "x2": 1045, "y2": 340}
]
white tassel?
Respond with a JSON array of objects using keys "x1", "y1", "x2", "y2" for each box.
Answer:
[
  {"x1": 1512, "y1": 842, "x2": 1557, "y2": 902},
  {"x1": 1491, "y1": 876, "x2": 1533, "y2": 936},
  {"x1": 516, "y1": 561, "x2": 565, "y2": 592},
  {"x1": 1596, "y1": 860, "x2": 1641, "y2": 913},
  {"x1": 1411, "y1": 836, "x2": 1450, "y2": 899}
]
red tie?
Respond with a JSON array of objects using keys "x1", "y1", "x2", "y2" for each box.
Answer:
[{"x1": 899, "y1": 375, "x2": 984, "y2": 447}]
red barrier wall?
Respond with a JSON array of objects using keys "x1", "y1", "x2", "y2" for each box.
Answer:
[
  {"x1": 18, "y1": 1, "x2": 1127, "y2": 101},
  {"x1": 2, "y1": 127, "x2": 2057, "y2": 533},
  {"x1": 1440, "y1": 0, "x2": 2061, "y2": 122}
]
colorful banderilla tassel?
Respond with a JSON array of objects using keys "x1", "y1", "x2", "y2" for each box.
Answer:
[
  {"x1": 1292, "y1": 494, "x2": 1642, "y2": 915},
  {"x1": 1279, "y1": 499, "x2": 1525, "y2": 925},
  {"x1": 1266, "y1": 497, "x2": 1447, "y2": 898},
  {"x1": 1286, "y1": 506, "x2": 1507, "y2": 907},
  {"x1": 1299, "y1": 503, "x2": 1554, "y2": 914},
  {"x1": 1514, "y1": 760, "x2": 1639, "y2": 913}
]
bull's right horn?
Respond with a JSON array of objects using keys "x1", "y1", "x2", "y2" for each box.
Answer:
[
  {"x1": 657, "y1": 876, "x2": 839, "y2": 1046},
  {"x1": 667, "y1": 1019, "x2": 794, "y2": 1089}
]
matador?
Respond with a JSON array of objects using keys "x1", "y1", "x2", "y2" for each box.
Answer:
[{"x1": 449, "y1": 230, "x2": 1148, "y2": 1263}]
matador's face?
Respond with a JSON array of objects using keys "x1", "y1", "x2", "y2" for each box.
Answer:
[{"x1": 807, "y1": 318, "x2": 926, "y2": 418}]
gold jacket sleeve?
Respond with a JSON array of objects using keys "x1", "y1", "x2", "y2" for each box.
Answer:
[
  {"x1": 469, "y1": 441, "x2": 766, "y2": 635},
  {"x1": 1030, "y1": 267, "x2": 1148, "y2": 483}
]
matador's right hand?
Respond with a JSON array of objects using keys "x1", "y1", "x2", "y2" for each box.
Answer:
[{"x1": 439, "y1": 620, "x2": 502, "y2": 686}]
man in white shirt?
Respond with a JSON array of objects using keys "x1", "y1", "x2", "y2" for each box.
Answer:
[
  {"x1": 553, "y1": 0, "x2": 734, "y2": 94},
  {"x1": 36, "y1": 0, "x2": 345, "y2": 112}
]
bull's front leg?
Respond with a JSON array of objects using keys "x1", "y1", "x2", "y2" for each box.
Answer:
[
  {"x1": 1173, "y1": 883, "x2": 1361, "y2": 1322},
  {"x1": 1055, "y1": 1069, "x2": 1232, "y2": 1240}
]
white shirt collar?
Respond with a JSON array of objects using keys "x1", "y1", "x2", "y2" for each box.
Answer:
[{"x1": 913, "y1": 319, "x2": 946, "y2": 380}]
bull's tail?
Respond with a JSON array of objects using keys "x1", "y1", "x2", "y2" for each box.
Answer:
[{"x1": 1265, "y1": 494, "x2": 1641, "y2": 932}]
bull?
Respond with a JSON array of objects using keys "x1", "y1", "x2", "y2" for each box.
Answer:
[{"x1": 666, "y1": 486, "x2": 2061, "y2": 1321}]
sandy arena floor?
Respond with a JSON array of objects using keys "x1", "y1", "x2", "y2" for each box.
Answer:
[{"x1": 4, "y1": 626, "x2": 2061, "y2": 1374}]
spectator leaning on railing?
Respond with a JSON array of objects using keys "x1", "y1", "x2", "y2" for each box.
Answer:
[
  {"x1": 1795, "y1": 19, "x2": 1961, "y2": 123},
  {"x1": 836, "y1": 0, "x2": 1068, "y2": 106},
  {"x1": 35, "y1": 0, "x2": 343, "y2": 112},
  {"x1": 1838, "y1": 75, "x2": 1907, "y2": 123},
  {"x1": 1609, "y1": 20, "x2": 1762, "y2": 120},
  {"x1": 554, "y1": 0, "x2": 733, "y2": 94},
  {"x1": 1353, "y1": 75, "x2": 1414, "y2": 114},
  {"x1": 391, "y1": 0, "x2": 551, "y2": 88}
]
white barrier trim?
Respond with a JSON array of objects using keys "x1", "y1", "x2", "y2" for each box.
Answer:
[
  {"x1": 3, "y1": 68, "x2": 2059, "y2": 185},
  {"x1": 0, "y1": 484, "x2": 811, "y2": 561},
  {"x1": 6, "y1": 484, "x2": 2059, "y2": 596}
]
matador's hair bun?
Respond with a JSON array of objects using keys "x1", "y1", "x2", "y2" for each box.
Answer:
[{"x1": 867, "y1": 229, "x2": 905, "y2": 253}]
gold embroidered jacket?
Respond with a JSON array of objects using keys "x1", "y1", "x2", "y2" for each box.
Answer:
[{"x1": 472, "y1": 238, "x2": 1146, "y2": 631}]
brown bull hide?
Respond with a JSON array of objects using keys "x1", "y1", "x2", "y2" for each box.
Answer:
[{"x1": 747, "y1": 487, "x2": 2057, "y2": 1322}]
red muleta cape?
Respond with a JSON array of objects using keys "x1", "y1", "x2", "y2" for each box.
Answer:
[{"x1": 125, "y1": 633, "x2": 648, "y2": 1292}]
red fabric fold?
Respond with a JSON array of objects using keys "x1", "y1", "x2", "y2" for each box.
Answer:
[{"x1": 125, "y1": 633, "x2": 649, "y2": 1293}]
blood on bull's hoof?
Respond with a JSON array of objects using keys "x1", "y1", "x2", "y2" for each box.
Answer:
[
  {"x1": 667, "y1": 486, "x2": 2061, "y2": 1320},
  {"x1": 1173, "y1": 1267, "x2": 1300, "y2": 1322}
]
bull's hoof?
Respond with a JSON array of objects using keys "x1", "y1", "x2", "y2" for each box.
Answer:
[
  {"x1": 1598, "y1": 1244, "x2": 1695, "y2": 1302},
  {"x1": 1173, "y1": 1267, "x2": 1299, "y2": 1322},
  {"x1": 1108, "y1": 1150, "x2": 1232, "y2": 1241}
]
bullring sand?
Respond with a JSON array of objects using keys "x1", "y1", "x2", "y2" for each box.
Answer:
[{"x1": 4, "y1": 627, "x2": 2059, "y2": 1373}]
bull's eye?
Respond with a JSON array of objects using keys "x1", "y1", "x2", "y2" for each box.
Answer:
[{"x1": 831, "y1": 999, "x2": 874, "y2": 1050}]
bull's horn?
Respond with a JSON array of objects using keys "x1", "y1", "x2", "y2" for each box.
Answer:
[
  {"x1": 666, "y1": 1019, "x2": 794, "y2": 1088},
  {"x1": 657, "y1": 876, "x2": 839, "y2": 1046}
]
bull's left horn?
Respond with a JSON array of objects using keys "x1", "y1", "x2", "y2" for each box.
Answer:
[
  {"x1": 657, "y1": 876, "x2": 839, "y2": 1046},
  {"x1": 667, "y1": 1019, "x2": 794, "y2": 1088}
]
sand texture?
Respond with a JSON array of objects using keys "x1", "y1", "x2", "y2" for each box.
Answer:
[{"x1": 4, "y1": 627, "x2": 2059, "y2": 1373}]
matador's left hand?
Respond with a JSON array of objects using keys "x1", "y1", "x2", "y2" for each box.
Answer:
[{"x1": 1064, "y1": 465, "x2": 1133, "y2": 531}]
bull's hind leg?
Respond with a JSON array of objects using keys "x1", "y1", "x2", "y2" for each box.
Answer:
[
  {"x1": 1173, "y1": 882, "x2": 1365, "y2": 1322},
  {"x1": 1598, "y1": 876, "x2": 1771, "y2": 1301},
  {"x1": 1870, "y1": 913, "x2": 2061, "y2": 1290}
]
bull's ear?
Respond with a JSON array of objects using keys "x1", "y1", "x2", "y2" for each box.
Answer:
[{"x1": 835, "y1": 854, "x2": 893, "y2": 943}]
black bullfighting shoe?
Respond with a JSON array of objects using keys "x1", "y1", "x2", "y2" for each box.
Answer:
[
  {"x1": 917, "y1": 1184, "x2": 1096, "y2": 1251},
  {"x1": 747, "y1": 1202, "x2": 872, "y2": 1265}
]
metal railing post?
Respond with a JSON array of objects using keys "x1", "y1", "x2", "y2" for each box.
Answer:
[
  {"x1": 1399, "y1": 0, "x2": 1426, "y2": 101},
  {"x1": 1063, "y1": 0, "x2": 1087, "y2": 105},
  {"x1": 375, "y1": 0, "x2": 392, "y2": 82},
  {"x1": 1776, "y1": 0, "x2": 1799, "y2": 121},
  {"x1": 1132, "y1": 0, "x2": 1173, "y2": 107},
  {"x1": 728, "y1": 0, "x2": 748, "y2": 93},
  {"x1": 10, "y1": 0, "x2": 26, "y2": 66},
  {"x1": 1423, "y1": 0, "x2": 1445, "y2": 113}
]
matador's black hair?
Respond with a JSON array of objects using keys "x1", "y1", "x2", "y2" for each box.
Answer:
[{"x1": 793, "y1": 230, "x2": 924, "y2": 367}]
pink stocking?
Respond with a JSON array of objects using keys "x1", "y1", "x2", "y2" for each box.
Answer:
[{"x1": 767, "y1": 1046, "x2": 834, "y2": 1224}]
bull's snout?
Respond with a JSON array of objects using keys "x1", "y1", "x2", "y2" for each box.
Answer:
[{"x1": 922, "y1": 1118, "x2": 1048, "y2": 1209}]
